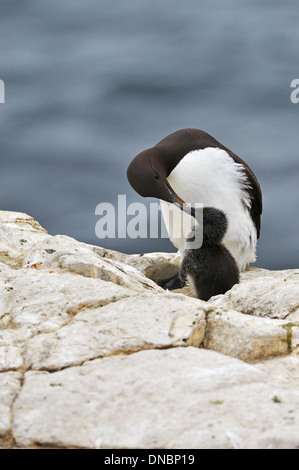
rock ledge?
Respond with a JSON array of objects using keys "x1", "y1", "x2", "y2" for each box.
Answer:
[{"x1": 0, "y1": 211, "x2": 298, "y2": 449}]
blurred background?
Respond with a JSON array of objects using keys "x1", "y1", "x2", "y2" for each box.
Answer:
[{"x1": 1, "y1": 0, "x2": 298, "y2": 269}]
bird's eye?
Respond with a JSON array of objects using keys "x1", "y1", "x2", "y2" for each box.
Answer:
[{"x1": 154, "y1": 171, "x2": 159, "y2": 180}]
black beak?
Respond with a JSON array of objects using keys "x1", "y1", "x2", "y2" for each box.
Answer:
[{"x1": 164, "y1": 180, "x2": 196, "y2": 219}]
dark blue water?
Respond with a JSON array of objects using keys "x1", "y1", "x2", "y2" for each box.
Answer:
[{"x1": 1, "y1": 0, "x2": 299, "y2": 269}]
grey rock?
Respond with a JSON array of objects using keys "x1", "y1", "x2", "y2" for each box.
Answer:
[
  {"x1": 0, "y1": 211, "x2": 48, "y2": 269},
  {"x1": 23, "y1": 234, "x2": 163, "y2": 293},
  {"x1": 203, "y1": 308, "x2": 290, "y2": 362},
  {"x1": 0, "y1": 211, "x2": 298, "y2": 449},
  {"x1": 208, "y1": 268, "x2": 299, "y2": 320},
  {"x1": 13, "y1": 348, "x2": 299, "y2": 449},
  {"x1": 0, "y1": 372, "x2": 21, "y2": 437},
  {"x1": 24, "y1": 294, "x2": 206, "y2": 370},
  {"x1": 0, "y1": 266, "x2": 135, "y2": 338}
]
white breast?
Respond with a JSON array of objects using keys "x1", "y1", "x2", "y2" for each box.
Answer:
[{"x1": 160, "y1": 147, "x2": 257, "y2": 271}]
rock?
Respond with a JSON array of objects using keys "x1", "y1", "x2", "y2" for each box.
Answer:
[
  {"x1": 203, "y1": 308, "x2": 289, "y2": 362},
  {"x1": 0, "y1": 211, "x2": 298, "y2": 449},
  {"x1": 0, "y1": 264, "x2": 136, "y2": 339},
  {"x1": 255, "y1": 355, "x2": 299, "y2": 389},
  {"x1": 0, "y1": 211, "x2": 48, "y2": 269},
  {"x1": 0, "y1": 211, "x2": 47, "y2": 233},
  {"x1": 24, "y1": 294, "x2": 206, "y2": 371},
  {"x1": 208, "y1": 268, "x2": 299, "y2": 320},
  {"x1": 291, "y1": 326, "x2": 299, "y2": 352},
  {"x1": 91, "y1": 246, "x2": 181, "y2": 282},
  {"x1": 0, "y1": 372, "x2": 21, "y2": 439},
  {"x1": 0, "y1": 345, "x2": 23, "y2": 373},
  {"x1": 12, "y1": 348, "x2": 299, "y2": 449},
  {"x1": 23, "y1": 235, "x2": 163, "y2": 293},
  {"x1": 91, "y1": 247, "x2": 196, "y2": 296}
]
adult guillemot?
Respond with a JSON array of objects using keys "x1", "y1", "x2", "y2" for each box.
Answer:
[
  {"x1": 179, "y1": 207, "x2": 240, "y2": 301},
  {"x1": 127, "y1": 128, "x2": 262, "y2": 286}
]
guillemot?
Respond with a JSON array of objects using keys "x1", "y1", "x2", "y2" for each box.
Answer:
[
  {"x1": 127, "y1": 128, "x2": 262, "y2": 288},
  {"x1": 179, "y1": 207, "x2": 240, "y2": 301}
]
